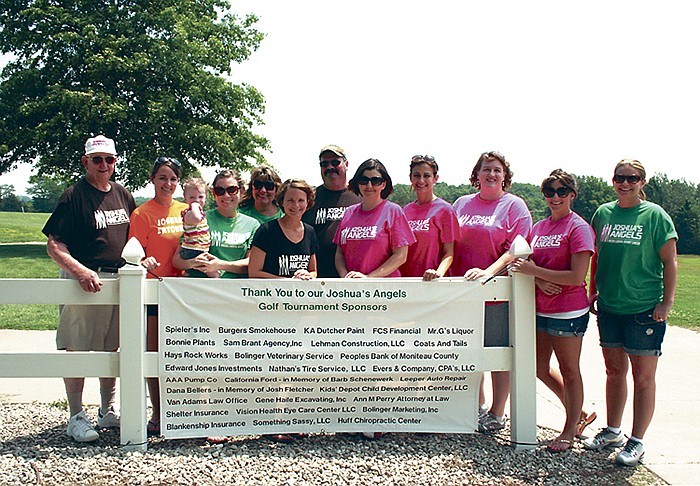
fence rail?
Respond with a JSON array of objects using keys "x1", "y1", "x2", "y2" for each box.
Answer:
[{"x1": 0, "y1": 269, "x2": 536, "y2": 450}]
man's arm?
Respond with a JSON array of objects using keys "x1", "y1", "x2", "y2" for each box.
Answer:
[{"x1": 46, "y1": 235, "x2": 103, "y2": 293}]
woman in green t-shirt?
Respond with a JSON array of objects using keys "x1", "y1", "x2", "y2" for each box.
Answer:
[{"x1": 584, "y1": 159, "x2": 677, "y2": 466}]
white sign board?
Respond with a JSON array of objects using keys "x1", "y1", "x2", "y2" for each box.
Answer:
[{"x1": 159, "y1": 279, "x2": 485, "y2": 439}]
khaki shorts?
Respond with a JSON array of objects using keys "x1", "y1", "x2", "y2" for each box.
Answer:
[{"x1": 56, "y1": 269, "x2": 120, "y2": 351}]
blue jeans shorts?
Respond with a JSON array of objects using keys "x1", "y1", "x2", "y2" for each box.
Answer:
[
  {"x1": 536, "y1": 313, "x2": 589, "y2": 338},
  {"x1": 597, "y1": 308, "x2": 665, "y2": 357}
]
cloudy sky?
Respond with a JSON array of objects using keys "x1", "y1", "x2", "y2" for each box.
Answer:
[{"x1": 2, "y1": 0, "x2": 699, "y2": 197}]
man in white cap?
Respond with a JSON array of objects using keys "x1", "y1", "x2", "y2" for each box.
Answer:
[
  {"x1": 42, "y1": 135, "x2": 136, "y2": 442},
  {"x1": 302, "y1": 145, "x2": 362, "y2": 277}
]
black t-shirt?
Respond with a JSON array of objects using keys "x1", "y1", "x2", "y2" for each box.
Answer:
[
  {"x1": 252, "y1": 219, "x2": 319, "y2": 277},
  {"x1": 42, "y1": 178, "x2": 136, "y2": 269},
  {"x1": 302, "y1": 185, "x2": 362, "y2": 278}
]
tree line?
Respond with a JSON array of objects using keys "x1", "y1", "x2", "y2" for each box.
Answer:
[{"x1": 2, "y1": 172, "x2": 698, "y2": 255}]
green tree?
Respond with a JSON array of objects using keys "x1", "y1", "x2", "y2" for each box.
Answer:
[
  {"x1": 0, "y1": 0, "x2": 268, "y2": 189},
  {"x1": 26, "y1": 173, "x2": 69, "y2": 212},
  {"x1": 0, "y1": 184, "x2": 23, "y2": 211},
  {"x1": 571, "y1": 175, "x2": 616, "y2": 223}
]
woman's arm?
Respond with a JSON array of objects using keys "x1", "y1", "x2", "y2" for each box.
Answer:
[
  {"x1": 511, "y1": 251, "x2": 592, "y2": 286},
  {"x1": 335, "y1": 246, "x2": 349, "y2": 278},
  {"x1": 248, "y1": 246, "x2": 281, "y2": 279},
  {"x1": 293, "y1": 255, "x2": 317, "y2": 280},
  {"x1": 367, "y1": 245, "x2": 409, "y2": 278},
  {"x1": 424, "y1": 241, "x2": 454, "y2": 281},
  {"x1": 654, "y1": 238, "x2": 677, "y2": 322},
  {"x1": 464, "y1": 251, "x2": 514, "y2": 280}
]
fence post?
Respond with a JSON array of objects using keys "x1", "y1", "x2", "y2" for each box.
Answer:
[
  {"x1": 509, "y1": 272, "x2": 537, "y2": 450},
  {"x1": 118, "y1": 265, "x2": 147, "y2": 450}
]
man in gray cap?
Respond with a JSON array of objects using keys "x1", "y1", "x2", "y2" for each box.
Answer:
[
  {"x1": 42, "y1": 135, "x2": 136, "y2": 442},
  {"x1": 302, "y1": 145, "x2": 362, "y2": 277}
]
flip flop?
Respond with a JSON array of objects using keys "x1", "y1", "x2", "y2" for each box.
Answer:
[
  {"x1": 206, "y1": 436, "x2": 230, "y2": 444},
  {"x1": 576, "y1": 411, "x2": 597, "y2": 438},
  {"x1": 547, "y1": 438, "x2": 573, "y2": 452}
]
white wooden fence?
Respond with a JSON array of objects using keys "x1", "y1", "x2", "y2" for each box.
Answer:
[{"x1": 0, "y1": 267, "x2": 536, "y2": 451}]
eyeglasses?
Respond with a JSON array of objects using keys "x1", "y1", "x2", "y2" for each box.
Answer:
[
  {"x1": 90, "y1": 156, "x2": 116, "y2": 165},
  {"x1": 542, "y1": 186, "x2": 572, "y2": 198},
  {"x1": 213, "y1": 185, "x2": 240, "y2": 196},
  {"x1": 411, "y1": 155, "x2": 435, "y2": 163},
  {"x1": 613, "y1": 174, "x2": 642, "y2": 184},
  {"x1": 320, "y1": 159, "x2": 343, "y2": 168},
  {"x1": 357, "y1": 176, "x2": 385, "y2": 186},
  {"x1": 252, "y1": 180, "x2": 276, "y2": 191},
  {"x1": 153, "y1": 156, "x2": 181, "y2": 168}
]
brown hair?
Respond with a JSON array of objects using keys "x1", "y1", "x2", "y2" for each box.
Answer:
[
  {"x1": 212, "y1": 169, "x2": 244, "y2": 191},
  {"x1": 540, "y1": 169, "x2": 578, "y2": 196},
  {"x1": 239, "y1": 165, "x2": 282, "y2": 208},
  {"x1": 469, "y1": 151, "x2": 513, "y2": 190},
  {"x1": 348, "y1": 158, "x2": 394, "y2": 199},
  {"x1": 614, "y1": 159, "x2": 647, "y2": 200},
  {"x1": 409, "y1": 155, "x2": 439, "y2": 175},
  {"x1": 276, "y1": 179, "x2": 316, "y2": 212}
]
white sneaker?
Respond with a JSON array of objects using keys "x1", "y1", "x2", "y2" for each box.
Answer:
[
  {"x1": 66, "y1": 410, "x2": 99, "y2": 442},
  {"x1": 582, "y1": 427, "x2": 625, "y2": 450},
  {"x1": 616, "y1": 439, "x2": 645, "y2": 466},
  {"x1": 97, "y1": 407, "x2": 120, "y2": 428}
]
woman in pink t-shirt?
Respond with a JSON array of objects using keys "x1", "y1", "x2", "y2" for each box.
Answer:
[
  {"x1": 400, "y1": 155, "x2": 459, "y2": 280},
  {"x1": 511, "y1": 169, "x2": 596, "y2": 452},
  {"x1": 334, "y1": 158, "x2": 415, "y2": 279},
  {"x1": 452, "y1": 151, "x2": 532, "y2": 434}
]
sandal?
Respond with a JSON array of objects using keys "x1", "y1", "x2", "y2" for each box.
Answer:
[
  {"x1": 575, "y1": 411, "x2": 597, "y2": 438},
  {"x1": 147, "y1": 419, "x2": 161, "y2": 437},
  {"x1": 264, "y1": 434, "x2": 295, "y2": 443},
  {"x1": 206, "y1": 436, "x2": 230, "y2": 444},
  {"x1": 547, "y1": 438, "x2": 573, "y2": 452}
]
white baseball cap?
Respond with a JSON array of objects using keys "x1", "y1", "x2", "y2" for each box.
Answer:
[{"x1": 85, "y1": 135, "x2": 117, "y2": 156}]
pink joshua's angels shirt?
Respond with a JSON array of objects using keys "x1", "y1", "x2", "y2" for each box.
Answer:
[
  {"x1": 400, "y1": 198, "x2": 459, "y2": 277},
  {"x1": 451, "y1": 192, "x2": 532, "y2": 276},
  {"x1": 529, "y1": 211, "x2": 595, "y2": 315},
  {"x1": 333, "y1": 200, "x2": 415, "y2": 277}
]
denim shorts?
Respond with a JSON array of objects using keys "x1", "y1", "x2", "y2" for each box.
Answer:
[
  {"x1": 597, "y1": 308, "x2": 666, "y2": 357},
  {"x1": 536, "y1": 313, "x2": 589, "y2": 338}
]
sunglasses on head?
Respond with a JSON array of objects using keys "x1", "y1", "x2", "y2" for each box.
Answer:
[
  {"x1": 90, "y1": 156, "x2": 116, "y2": 165},
  {"x1": 542, "y1": 186, "x2": 572, "y2": 198},
  {"x1": 252, "y1": 180, "x2": 276, "y2": 191},
  {"x1": 613, "y1": 174, "x2": 642, "y2": 184},
  {"x1": 153, "y1": 156, "x2": 181, "y2": 168},
  {"x1": 320, "y1": 159, "x2": 343, "y2": 168},
  {"x1": 357, "y1": 176, "x2": 385, "y2": 186},
  {"x1": 411, "y1": 155, "x2": 435, "y2": 163},
  {"x1": 213, "y1": 185, "x2": 240, "y2": 196}
]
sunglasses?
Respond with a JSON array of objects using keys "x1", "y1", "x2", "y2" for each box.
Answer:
[
  {"x1": 90, "y1": 156, "x2": 116, "y2": 165},
  {"x1": 613, "y1": 174, "x2": 642, "y2": 184},
  {"x1": 411, "y1": 155, "x2": 435, "y2": 163},
  {"x1": 213, "y1": 185, "x2": 240, "y2": 196},
  {"x1": 357, "y1": 176, "x2": 385, "y2": 186},
  {"x1": 252, "y1": 180, "x2": 276, "y2": 191},
  {"x1": 320, "y1": 159, "x2": 343, "y2": 168},
  {"x1": 542, "y1": 186, "x2": 572, "y2": 198},
  {"x1": 154, "y1": 156, "x2": 181, "y2": 168}
]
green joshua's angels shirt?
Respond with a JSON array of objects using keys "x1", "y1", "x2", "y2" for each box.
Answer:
[
  {"x1": 591, "y1": 200, "x2": 677, "y2": 315},
  {"x1": 206, "y1": 209, "x2": 260, "y2": 279}
]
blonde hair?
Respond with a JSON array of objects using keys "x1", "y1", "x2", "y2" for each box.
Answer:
[
  {"x1": 181, "y1": 177, "x2": 207, "y2": 195},
  {"x1": 615, "y1": 159, "x2": 647, "y2": 200}
]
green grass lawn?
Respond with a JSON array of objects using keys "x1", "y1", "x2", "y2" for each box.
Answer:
[
  {"x1": 673, "y1": 255, "x2": 700, "y2": 330},
  {"x1": 0, "y1": 244, "x2": 59, "y2": 330},
  {"x1": 0, "y1": 211, "x2": 50, "y2": 243},
  {"x1": 0, "y1": 211, "x2": 698, "y2": 331}
]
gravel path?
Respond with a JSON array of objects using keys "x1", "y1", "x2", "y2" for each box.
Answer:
[{"x1": 1, "y1": 404, "x2": 664, "y2": 485}]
